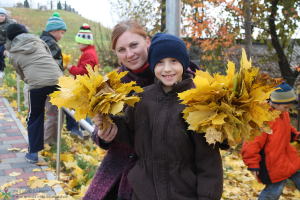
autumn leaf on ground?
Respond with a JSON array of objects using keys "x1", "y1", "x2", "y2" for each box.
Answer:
[
  {"x1": 44, "y1": 143, "x2": 51, "y2": 151},
  {"x1": 32, "y1": 168, "x2": 41, "y2": 172},
  {"x1": 178, "y1": 48, "x2": 281, "y2": 146},
  {"x1": 9, "y1": 172, "x2": 21, "y2": 176},
  {"x1": 7, "y1": 148, "x2": 21, "y2": 152},
  {"x1": 20, "y1": 149, "x2": 28, "y2": 153},
  {"x1": 28, "y1": 178, "x2": 45, "y2": 189},
  {"x1": 50, "y1": 65, "x2": 143, "y2": 129},
  {"x1": 10, "y1": 100, "x2": 17, "y2": 107},
  {"x1": 35, "y1": 160, "x2": 49, "y2": 166}
]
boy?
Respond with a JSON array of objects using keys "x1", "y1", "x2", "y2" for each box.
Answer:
[
  {"x1": 94, "y1": 33, "x2": 223, "y2": 199},
  {"x1": 40, "y1": 13, "x2": 83, "y2": 143},
  {"x1": 5, "y1": 24, "x2": 63, "y2": 163},
  {"x1": 242, "y1": 82, "x2": 300, "y2": 199},
  {"x1": 0, "y1": 8, "x2": 14, "y2": 78}
]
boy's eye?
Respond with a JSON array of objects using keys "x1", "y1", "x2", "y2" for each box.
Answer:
[
  {"x1": 157, "y1": 60, "x2": 163, "y2": 63},
  {"x1": 171, "y1": 59, "x2": 178, "y2": 63}
]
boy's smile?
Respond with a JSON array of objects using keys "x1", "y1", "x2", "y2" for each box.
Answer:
[{"x1": 154, "y1": 57, "x2": 183, "y2": 93}]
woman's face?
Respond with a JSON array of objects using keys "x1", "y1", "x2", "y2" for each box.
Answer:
[{"x1": 115, "y1": 31, "x2": 150, "y2": 71}]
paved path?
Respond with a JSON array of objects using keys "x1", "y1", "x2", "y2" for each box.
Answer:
[{"x1": 0, "y1": 97, "x2": 64, "y2": 199}]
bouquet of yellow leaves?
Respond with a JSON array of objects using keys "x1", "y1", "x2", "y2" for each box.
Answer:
[
  {"x1": 62, "y1": 53, "x2": 71, "y2": 69},
  {"x1": 178, "y1": 49, "x2": 282, "y2": 146},
  {"x1": 50, "y1": 65, "x2": 144, "y2": 129}
]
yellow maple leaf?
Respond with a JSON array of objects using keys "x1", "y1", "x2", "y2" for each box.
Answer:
[
  {"x1": 32, "y1": 168, "x2": 41, "y2": 172},
  {"x1": 9, "y1": 172, "x2": 21, "y2": 176},
  {"x1": 10, "y1": 100, "x2": 17, "y2": 107},
  {"x1": 62, "y1": 53, "x2": 72, "y2": 68},
  {"x1": 7, "y1": 148, "x2": 21, "y2": 151}
]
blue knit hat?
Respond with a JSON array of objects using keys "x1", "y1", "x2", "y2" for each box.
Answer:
[
  {"x1": 148, "y1": 33, "x2": 190, "y2": 74},
  {"x1": 0, "y1": 8, "x2": 7, "y2": 17},
  {"x1": 45, "y1": 12, "x2": 67, "y2": 32},
  {"x1": 270, "y1": 82, "x2": 296, "y2": 104}
]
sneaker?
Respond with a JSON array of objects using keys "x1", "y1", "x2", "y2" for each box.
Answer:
[
  {"x1": 70, "y1": 128, "x2": 84, "y2": 141},
  {"x1": 82, "y1": 130, "x2": 90, "y2": 140},
  {"x1": 25, "y1": 152, "x2": 38, "y2": 163}
]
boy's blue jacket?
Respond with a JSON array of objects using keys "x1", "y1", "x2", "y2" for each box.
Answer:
[
  {"x1": 111, "y1": 74, "x2": 223, "y2": 200},
  {"x1": 242, "y1": 110, "x2": 300, "y2": 184}
]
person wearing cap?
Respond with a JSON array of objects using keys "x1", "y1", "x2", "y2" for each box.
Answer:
[
  {"x1": 5, "y1": 23, "x2": 63, "y2": 163},
  {"x1": 65, "y1": 23, "x2": 98, "y2": 139},
  {"x1": 242, "y1": 82, "x2": 300, "y2": 200},
  {"x1": 65, "y1": 23, "x2": 98, "y2": 76},
  {"x1": 0, "y1": 7, "x2": 15, "y2": 78},
  {"x1": 39, "y1": 12, "x2": 77, "y2": 144},
  {"x1": 93, "y1": 32, "x2": 223, "y2": 199}
]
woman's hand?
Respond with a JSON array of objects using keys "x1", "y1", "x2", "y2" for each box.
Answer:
[
  {"x1": 251, "y1": 171, "x2": 259, "y2": 179},
  {"x1": 66, "y1": 65, "x2": 72, "y2": 71},
  {"x1": 98, "y1": 124, "x2": 118, "y2": 142}
]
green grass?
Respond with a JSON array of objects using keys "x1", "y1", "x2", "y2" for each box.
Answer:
[{"x1": 5, "y1": 7, "x2": 116, "y2": 67}]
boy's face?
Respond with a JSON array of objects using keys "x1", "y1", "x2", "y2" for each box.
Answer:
[
  {"x1": 115, "y1": 31, "x2": 150, "y2": 71},
  {"x1": 154, "y1": 57, "x2": 183, "y2": 93},
  {"x1": 77, "y1": 43, "x2": 89, "y2": 50},
  {"x1": 0, "y1": 14, "x2": 6, "y2": 23},
  {"x1": 49, "y1": 30, "x2": 65, "y2": 42},
  {"x1": 272, "y1": 103, "x2": 294, "y2": 114}
]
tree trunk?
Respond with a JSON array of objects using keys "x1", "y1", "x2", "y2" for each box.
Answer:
[
  {"x1": 269, "y1": 0, "x2": 298, "y2": 86},
  {"x1": 161, "y1": 0, "x2": 166, "y2": 32}
]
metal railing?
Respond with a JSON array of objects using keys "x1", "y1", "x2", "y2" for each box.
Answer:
[{"x1": 11, "y1": 53, "x2": 94, "y2": 180}]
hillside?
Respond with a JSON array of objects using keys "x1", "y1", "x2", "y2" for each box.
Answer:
[{"x1": 5, "y1": 7, "x2": 114, "y2": 67}]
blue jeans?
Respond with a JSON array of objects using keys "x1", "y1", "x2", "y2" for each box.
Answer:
[
  {"x1": 27, "y1": 85, "x2": 58, "y2": 153},
  {"x1": 64, "y1": 111, "x2": 80, "y2": 132},
  {"x1": 0, "y1": 45, "x2": 5, "y2": 71},
  {"x1": 258, "y1": 172, "x2": 300, "y2": 200}
]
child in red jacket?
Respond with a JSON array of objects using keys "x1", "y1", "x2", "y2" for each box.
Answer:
[
  {"x1": 66, "y1": 23, "x2": 99, "y2": 76},
  {"x1": 242, "y1": 82, "x2": 300, "y2": 200},
  {"x1": 66, "y1": 23, "x2": 98, "y2": 136}
]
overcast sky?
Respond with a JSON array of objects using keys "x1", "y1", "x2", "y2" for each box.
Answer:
[{"x1": 66, "y1": 0, "x2": 118, "y2": 28}]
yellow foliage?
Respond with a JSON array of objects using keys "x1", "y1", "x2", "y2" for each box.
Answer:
[
  {"x1": 62, "y1": 53, "x2": 72, "y2": 68},
  {"x1": 50, "y1": 65, "x2": 143, "y2": 129},
  {"x1": 178, "y1": 49, "x2": 282, "y2": 145}
]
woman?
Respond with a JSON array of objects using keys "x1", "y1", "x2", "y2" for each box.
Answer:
[{"x1": 83, "y1": 20, "x2": 200, "y2": 200}]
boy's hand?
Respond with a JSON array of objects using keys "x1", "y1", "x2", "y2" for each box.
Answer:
[
  {"x1": 98, "y1": 124, "x2": 118, "y2": 142},
  {"x1": 66, "y1": 65, "x2": 72, "y2": 71},
  {"x1": 251, "y1": 171, "x2": 259, "y2": 179},
  {"x1": 3, "y1": 50, "x2": 8, "y2": 56}
]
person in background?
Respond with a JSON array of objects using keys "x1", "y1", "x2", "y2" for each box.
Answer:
[
  {"x1": 5, "y1": 24, "x2": 63, "y2": 163},
  {"x1": 40, "y1": 13, "x2": 85, "y2": 143},
  {"x1": 0, "y1": 8, "x2": 15, "y2": 78},
  {"x1": 242, "y1": 82, "x2": 300, "y2": 200},
  {"x1": 65, "y1": 23, "x2": 97, "y2": 138}
]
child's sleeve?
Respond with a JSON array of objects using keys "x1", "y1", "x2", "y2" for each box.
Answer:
[
  {"x1": 241, "y1": 132, "x2": 268, "y2": 171},
  {"x1": 69, "y1": 53, "x2": 95, "y2": 76},
  {"x1": 110, "y1": 106, "x2": 136, "y2": 147},
  {"x1": 191, "y1": 131, "x2": 223, "y2": 199}
]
